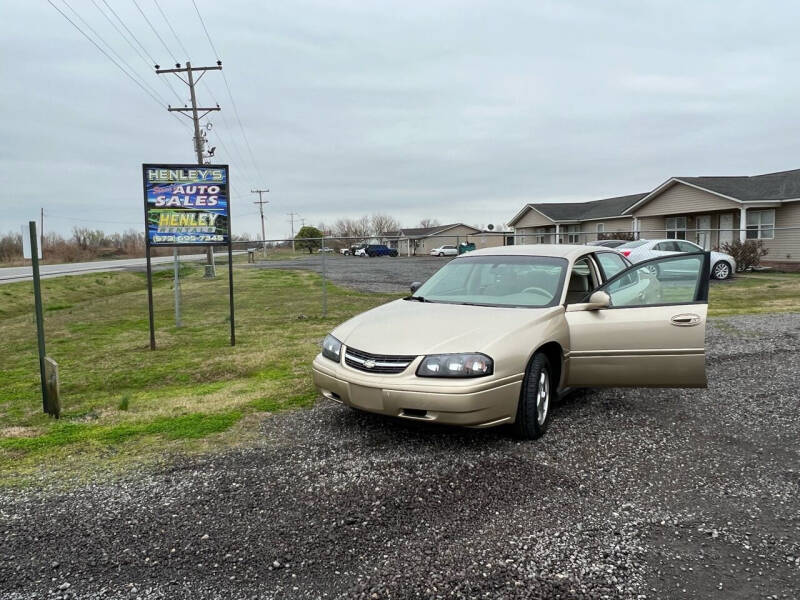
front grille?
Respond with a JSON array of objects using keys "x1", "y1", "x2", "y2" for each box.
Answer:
[{"x1": 344, "y1": 346, "x2": 416, "y2": 374}]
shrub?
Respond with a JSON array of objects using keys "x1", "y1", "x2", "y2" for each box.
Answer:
[{"x1": 720, "y1": 239, "x2": 768, "y2": 271}]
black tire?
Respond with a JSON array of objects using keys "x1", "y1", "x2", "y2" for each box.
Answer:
[
  {"x1": 511, "y1": 353, "x2": 553, "y2": 440},
  {"x1": 712, "y1": 260, "x2": 732, "y2": 280},
  {"x1": 438, "y1": 252, "x2": 444, "y2": 257}
]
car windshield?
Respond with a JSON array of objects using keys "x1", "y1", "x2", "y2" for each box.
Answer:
[
  {"x1": 617, "y1": 240, "x2": 648, "y2": 249},
  {"x1": 411, "y1": 255, "x2": 568, "y2": 307}
]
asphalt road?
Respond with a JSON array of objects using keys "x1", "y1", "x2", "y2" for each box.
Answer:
[
  {"x1": 1, "y1": 313, "x2": 798, "y2": 599},
  {"x1": 0, "y1": 252, "x2": 241, "y2": 284}
]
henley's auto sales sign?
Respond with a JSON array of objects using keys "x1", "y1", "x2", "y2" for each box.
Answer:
[{"x1": 142, "y1": 164, "x2": 230, "y2": 245}]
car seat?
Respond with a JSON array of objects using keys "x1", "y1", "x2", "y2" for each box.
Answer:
[{"x1": 565, "y1": 273, "x2": 590, "y2": 304}]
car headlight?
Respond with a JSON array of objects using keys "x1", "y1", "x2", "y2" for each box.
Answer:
[
  {"x1": 321, "y1": 334, "x2": 342, "y2": 362},
  {"x1": 416, "y1": 353, "x2": 493, "y2": 378}
]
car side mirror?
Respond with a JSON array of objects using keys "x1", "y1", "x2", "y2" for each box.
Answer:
[
  {"x1": 410, "y1": 281, "x2": 422, "y2": 294},
  {"x1": 566, "y1": 290, "x2": 610, "y2": 312},
  {"x1": 585, "y1": 290, "x2": 610, "y2": 310}
]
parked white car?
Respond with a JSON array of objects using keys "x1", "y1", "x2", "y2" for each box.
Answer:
[
  {"x1": 430, "y1": 245, "x2": 458, "y2": 257},
  {"x1": 616, "y1": 239, "x2": 736, "y2": 279}
]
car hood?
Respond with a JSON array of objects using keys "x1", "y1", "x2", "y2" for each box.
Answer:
[{"x1": 331, "y1": 298, "x2": 562, "y2": 356}]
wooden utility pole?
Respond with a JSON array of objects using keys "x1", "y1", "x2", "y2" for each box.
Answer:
[
  {"x1": 156, "y1": 61, "x2": 222, "y2": 276},
  {"x1": 287, "y1": 212, "x2": 299, "y2": 252},
  {"x1": 251, "y1": 189, "x2": 269, "y2": 256}
]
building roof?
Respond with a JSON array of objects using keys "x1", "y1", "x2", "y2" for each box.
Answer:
[
  {"x1": 383, "y1": 223, "x2": 482, "y2": 239},
  {"x1": 623, "y1": 167, "x2": 800, "y2": 214},
  {"x1": 677, "y1": 168, "x2": 800, "y2": 202},
  {"x1": 510, "y1": 193, "x2": 646, "y2": 226}
]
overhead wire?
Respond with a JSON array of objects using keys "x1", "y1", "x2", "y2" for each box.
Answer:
[
  {"x1": 191, "y1": 0, "x2": 267, "y2": 186},
  {"x1": 131, "y1": 0, "x2": 179, "y2": 65},
  {"x1": 152, "y1": 0, "x2": 191, "y2": 60},
  {"x1": 46, "y1": 0, "x2": 186, "y2": 129},
  {"x1": 201, "y1": 83, "x2": 256, "y2": 184},
  {"x1": 89, "y1": 0, "x2": 183, "y2": 104},
  {"x1": 191, "y1": 0, "x2": 220, "y2": 58},
  {"x1": 61, "y1": 0, "x2": 170, "y2": 107}
]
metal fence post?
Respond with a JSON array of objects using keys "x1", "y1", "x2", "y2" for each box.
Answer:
[
  {"x1": 321, "y1": 236, "x2": 328, "y2": 318},
  {"x1": 173, "y1": 247, "x2": 182, "y2": 327}
]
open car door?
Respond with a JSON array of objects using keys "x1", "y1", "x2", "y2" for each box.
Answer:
[{"x1": 564, "y1": 252, "x2": 710, "y2": 388}]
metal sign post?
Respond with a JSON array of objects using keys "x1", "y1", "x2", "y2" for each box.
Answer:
[{"x1": 227, "y1": 234, "x2": 236, "y2": 346}]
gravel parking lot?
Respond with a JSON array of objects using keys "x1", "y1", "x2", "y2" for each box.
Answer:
[
  {"x1": 250, "y1": 254, "x2": 451, "y2": 293},
  {"x1": 1, "y1": 313, "x2": 799, "y2": 599}
]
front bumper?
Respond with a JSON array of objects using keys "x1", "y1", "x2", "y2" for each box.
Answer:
[{"x1": 312, "y1": 354, "x2": 521, "y2": 428}]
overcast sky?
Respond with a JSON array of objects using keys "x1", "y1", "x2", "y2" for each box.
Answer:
[{"x1": 3, "y1": 0, "x2": 799, "y2": 239}]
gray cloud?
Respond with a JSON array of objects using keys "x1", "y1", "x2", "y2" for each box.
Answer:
[{"x1": 3, "y1": 0, "x2": 799, "y2": 239}]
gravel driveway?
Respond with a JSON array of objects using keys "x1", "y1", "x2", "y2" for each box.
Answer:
[
  {"x1": 2, "y1": 313, "x2": 799, "y2": 599},
  {"x1": 249, "y1": 254, "x2": 451, "y2": 293}
]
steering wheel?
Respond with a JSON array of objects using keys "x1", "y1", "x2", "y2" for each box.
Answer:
[{"x1": 521, "y1": 286, "x2": 551, "y2": 298}]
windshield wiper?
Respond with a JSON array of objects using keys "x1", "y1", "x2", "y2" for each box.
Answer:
[{"x1": 408, "y1": 295, "x2": 428, "y2": 302}]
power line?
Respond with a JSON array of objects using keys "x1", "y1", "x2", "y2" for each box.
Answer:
[
  {"x1": 101, "y1": 0, "x2": 155, "y2": 65},
  {"x1": 220, "y1": 70, "x2": 267, "y2": 187},
  {"x1": 131, "y1": 0, "x2": 178, "y2": 65},
  {"x1": 190, "y1": 0, "x2": 266, "y2": 186},
  {"x1": 91, "y1": 0, "x2": 183, "y2": 104},
  {"x1": 46, "y1": 0, "x2": 185, "y2": 127},
  {"x1": 202, "y1": 82, "x2": 256, "y2": 187},
  {"x1": 61, "y1": 0, "x2": 170, "y2": 107},
  {"x1": 191, "y1": 0, "x2": 220, "y2": 58},
  {"x1": 152, "y1": 0, "x2": 191, "y2": 60}
]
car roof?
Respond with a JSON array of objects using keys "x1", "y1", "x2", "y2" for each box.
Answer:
[
  {"x1": 627, "y1": 239, "x2": 701, "y2": 245},
  {"x1": 466, "y1": 244, "x2": 612, "y2": 260}
]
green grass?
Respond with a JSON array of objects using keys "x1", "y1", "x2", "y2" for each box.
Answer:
[
  {"x1": 0, "y1": 262, "x2": 397, "y2": 485},
  {"x1": 708, "y1": 272, "x2": 800, "y2": 316}
]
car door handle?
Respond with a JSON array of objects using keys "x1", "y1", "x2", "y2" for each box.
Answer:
[{"x1": 670, "y1": 313, "x2": 701, "y2": 327}]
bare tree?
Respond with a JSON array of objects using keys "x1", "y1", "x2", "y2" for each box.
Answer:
[
  {"x1": 370, "y1": 213, "x2": 401, "y2": 237},
  {"x1": 353, "y1": 215, "x2": 372, "y2": 240},
  {"x1": 418, "y1": 218, "x2": 440, "y2": 229}
]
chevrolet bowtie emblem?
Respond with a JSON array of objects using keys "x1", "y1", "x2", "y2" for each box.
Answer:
[{"x1": 363, "y1": 359, "x2": 376, "y2": 369}]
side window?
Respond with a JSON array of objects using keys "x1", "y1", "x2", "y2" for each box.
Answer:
[
  {"x1": 602, "y1": 254, "x2": 704, "y2": 307},
  {"x1": 655, "y1": 241, "x2": 678, "y2": 252},
  {"x1": 675, "y1": 240, "x2": 699, "y2": 253},
  {"x1": 595, "y1": 252, "x2": 627, "y2": 279}
]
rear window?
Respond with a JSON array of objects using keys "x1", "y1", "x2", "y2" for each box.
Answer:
[{"x1": 617, "y1": 240, "x2": 648, "y2": 249}]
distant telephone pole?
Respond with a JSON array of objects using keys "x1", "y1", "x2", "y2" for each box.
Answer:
[
  {"x1": 156, "y1": 60, "x2": 222, "y2": 275},
  {"x1": 287, "y1": 212, "x2": 299, "y2": 252},
  {"x1": 251, "y1": 188, "x2": 269, "y2": 256},
  {"x1": 40, "y1": 208, "x2": 44, "y2": 260}
]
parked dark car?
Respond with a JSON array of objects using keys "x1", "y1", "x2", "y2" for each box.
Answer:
[{"x1": 357, "y1": 244, "x2": 398, "y2": 257}]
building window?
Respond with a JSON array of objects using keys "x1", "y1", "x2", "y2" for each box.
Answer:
[
  {"x1": 566, "y1": 225, "x2": 581, "y2": 243},
  {"x1": 596, "y1": 223, "x2": 605, "y2": 233},
  {"x1": 746, "y1": 209, "x2": 775, "y2": 240},
  {"x1": 665, "y1": 216, "x2": 687, "y2": 240}
]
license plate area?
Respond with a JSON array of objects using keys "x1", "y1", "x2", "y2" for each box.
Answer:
[{"x1": 348, "y1": 384, "x2": 384, "y2": 411}]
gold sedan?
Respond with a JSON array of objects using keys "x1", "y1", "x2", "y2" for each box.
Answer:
[{"x1": 312, "y1": 245, "x2": 710, "y2": 439}]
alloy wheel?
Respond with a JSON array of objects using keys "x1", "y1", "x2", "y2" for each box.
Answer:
[
  {"x1": 713, "y1": 262, "x2": 730, "y2": 279},
  {"x1": 537, "y1": 371, "x2": 550, "y2": 426}
]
